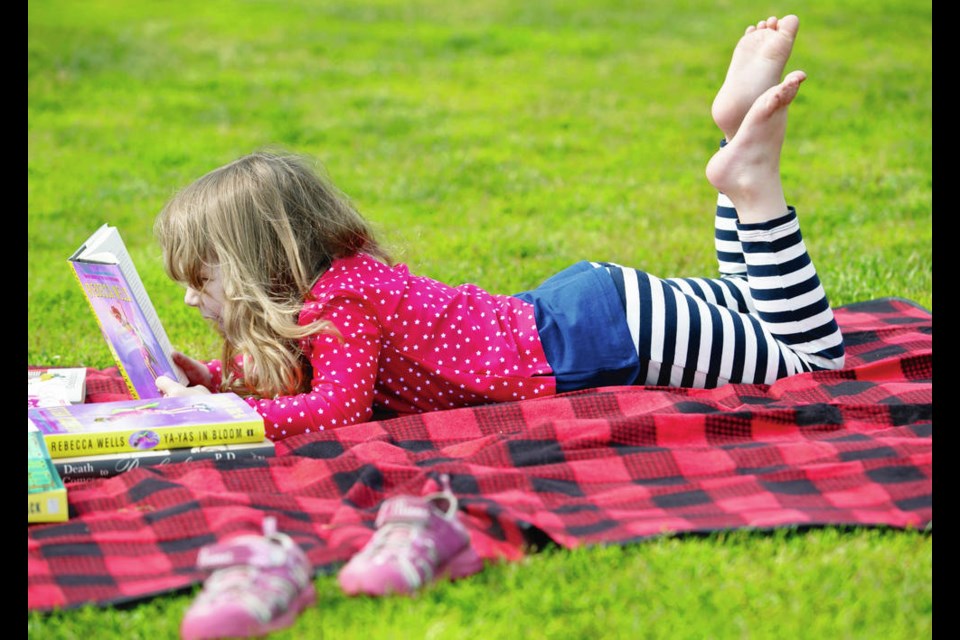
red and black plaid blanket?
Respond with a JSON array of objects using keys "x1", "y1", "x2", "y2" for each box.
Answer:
[{"x1": 27, "y1": 297, "x2": 932, "y2": 612}]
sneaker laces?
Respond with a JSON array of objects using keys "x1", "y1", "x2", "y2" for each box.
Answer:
[
  {"x1": 359, "y1": 475, "x2": 459, "y2": 580},
  {"x1": 372, "y1": 474, "x2": 459, "y2": 537},
  {"x1": 419, "y1": 473, "x2": 460, "y2": 519}
]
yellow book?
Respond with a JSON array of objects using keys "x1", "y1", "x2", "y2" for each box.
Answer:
[
  {"x1": 27, "y1": 393, "x2": 266, "y2": 459},
  {"x1": 28, "y1": 426, "x2": 68, "y2": 523}
]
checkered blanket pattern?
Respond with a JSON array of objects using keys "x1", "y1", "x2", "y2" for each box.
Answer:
[{"x1": 27, "y1": 297, "x2": 932, "y2": 612}]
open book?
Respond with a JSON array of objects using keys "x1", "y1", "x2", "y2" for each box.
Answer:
[
  {"x1": 69, "y1": 224, "x2": 188, "y2": 399},
  {"x1": 28, "y1": 367, "x2": 87, "y2": 407}
]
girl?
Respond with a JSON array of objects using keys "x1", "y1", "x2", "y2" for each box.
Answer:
[{"x1": 155, "y1": 15, "x2": 844, "y2": 442}]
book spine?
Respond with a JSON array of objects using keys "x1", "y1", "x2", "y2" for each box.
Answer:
[
  {"x1": 28, "y1": 487, "x2": 68, "y2": 523},
  {"x1": 42, "y1": 420, "x2": 267, "y2": 459},
  {"x1": 28, "y1": 430, "x2": 69, "y2": 523},
  {"x1": 68, "y1": 262, "x2": 141, "y2": 400},
  {"x1": 55, "y1": 442, "x2": 276, "y2": 482}
]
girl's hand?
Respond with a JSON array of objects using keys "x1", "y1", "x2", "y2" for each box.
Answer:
[
  {"x1": 155, "y1": 375, "x2": 212, "y2": 397},
  {"x1": 172, "y1": 351, "x2": 215, "y2": 390}
]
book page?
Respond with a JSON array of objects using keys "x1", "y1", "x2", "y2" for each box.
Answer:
[{"x1": 28, "y1": 367, "x2": 87, "y2": 404}]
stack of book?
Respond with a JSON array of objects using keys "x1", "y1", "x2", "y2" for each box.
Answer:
[
  {"x1": 28, "y1": 393, "x2": 275, "y2": 484},
  {"x1": 27, "y1": 225, "x2": 275, "y2": 501}
]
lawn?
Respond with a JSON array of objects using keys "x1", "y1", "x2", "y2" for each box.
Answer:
[{"x1": 28, "y1": 0, "x2": 932, "y2": 638}]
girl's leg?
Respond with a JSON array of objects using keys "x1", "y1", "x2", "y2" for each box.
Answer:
[
  {"x1": 665, "y1": 15, "x2": 802, "y2": 316},
  {"x1": 714, "y1": 190, "x2": 749, "y2": 278},
  {"x1": 606, "y1": 206, "x2": 843, "y2": 388},
  {"x1": 609, "y1": 74, "x2": 844, "y2": 388},
  {"x1": 719, "y1": 74, "x2": 844, "y2": 378}
]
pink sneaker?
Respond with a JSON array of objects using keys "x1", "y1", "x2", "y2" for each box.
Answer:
[
  {"x1": 181, "y1": 517, "x2": 315, "y2": 640},
  {"x1": 338, "y1": 474, "x2": 483, "y2": 596}
]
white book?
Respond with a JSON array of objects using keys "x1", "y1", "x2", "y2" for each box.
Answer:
[{"x1": 28, "y1": 367, "x2": 88, "y2": 407}]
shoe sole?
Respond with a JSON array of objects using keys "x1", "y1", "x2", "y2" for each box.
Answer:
[
  {"x1": 340, "y1": 545, "x2": 484, "y2": 597},
  {"x1": 181, "y1": 583, "x2": 317, "y2": 639}
]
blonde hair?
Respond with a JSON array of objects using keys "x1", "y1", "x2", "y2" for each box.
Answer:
[{"x1": 154, "y1": 148, "x2": 391, "y2": 398}]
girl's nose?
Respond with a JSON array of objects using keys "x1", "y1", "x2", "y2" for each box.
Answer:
[{"x1": 184, "y1": 287, "x2": 200, "y2": 307}]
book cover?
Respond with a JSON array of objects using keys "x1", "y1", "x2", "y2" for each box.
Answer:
[
  {"x1": 69, "y1": 224, "x2": 188, "y2": 399},
  {"x1": 29, "y1": 425, "x2": 68, "y2": 523},
  {"x1": 28, "y1": 392, "x2": 266, "y2": 459},
  {"x1": 28, "y1": 367, "x2": 87, "y2": 407},
  {"x1": 55, "y1": 439, "x2": 276, "y2": 483}
]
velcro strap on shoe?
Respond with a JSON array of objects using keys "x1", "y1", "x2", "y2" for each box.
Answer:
[
  {"x1": 196, "y1": 536, "x2": 284, "y2": 571},
  {"x1": 375, "y1": 496, "x2": 432, "y2": 528}
]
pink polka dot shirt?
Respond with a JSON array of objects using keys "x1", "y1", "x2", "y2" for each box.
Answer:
[{"x1": 209, "y1": 253, "x2": 556, "y2": 441}]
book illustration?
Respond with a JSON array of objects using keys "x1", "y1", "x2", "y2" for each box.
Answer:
[
  {"x1": 92, "y1": 400, "x2": 213, "y2": 424},
  {"x1": 28, "y1": 392, "x2": 266, "y2": 459},
  {"x1": 93, "y1": 400, "x2": 218, "y2": 450},
  {"x1": 29, "y1": 426, "x2": 68, "y2": 523},
  {"x1": 55, "y1": 440, "x2": 276, "y2": 483},
  {"x1": 28, "y1": 367, "x2": 87, "y2": 406},
  {"x1": 110, "y1": 303, "x2": 162, "y2": 381},
  {"x1": 70, "y1": 224, "x2": 187, "y2": 399}
]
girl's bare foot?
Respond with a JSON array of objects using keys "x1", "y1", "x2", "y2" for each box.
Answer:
[
  {"x1": 711, "y1": 15, "x2": 799, "y2": 142},
  {"x1": 705, "y1": 70, "x2": 806, "y2": 224}
]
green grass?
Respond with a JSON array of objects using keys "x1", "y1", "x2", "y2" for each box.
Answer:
[
  {"x1": 29, "y1": 528, "x2": 932, "y2": 640},
  {"x1": 28, "y1": 0, "x2": 931, "y2": 638}
]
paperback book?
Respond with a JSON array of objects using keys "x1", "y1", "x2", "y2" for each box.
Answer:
[
  {"x1": 28, "y1": 424, "x2": 68, "y2": 523},
  {"x1": 27, "y1": 392, "x2": 266, "y2": 459},
  {"x1": 70, "y1": 224, "x2": 188, "y2": 399},
  {"x1": 55, "y1": 440, "x2": 276, "y2": 483},
  {"x1": 28, "y1": 367, "x2": 87, "y2": 408}
]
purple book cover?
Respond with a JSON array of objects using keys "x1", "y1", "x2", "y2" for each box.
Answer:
[
  {"x1": 28, "y1": 393, "x2": 265, "y2": 457},
  {"x1": 28, "y1": 393, "x2": 261, "y2": 434},
  {"x1": 71, "y1": 261, "x2": 175, "y2": 399}
]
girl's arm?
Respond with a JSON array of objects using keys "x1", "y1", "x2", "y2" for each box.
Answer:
[
  {"x1": 155, "y1": 352, "x2": 235, "y2": 397},
  {"x1": 155, "y1": 351, "x2": 218, "y2": 396},
  {"x1": 242, "y1": 294, "x2": 383, "y2": 441},
  {"x1": 172, "y1": 351, "x2": 219, "y2": 390}
]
